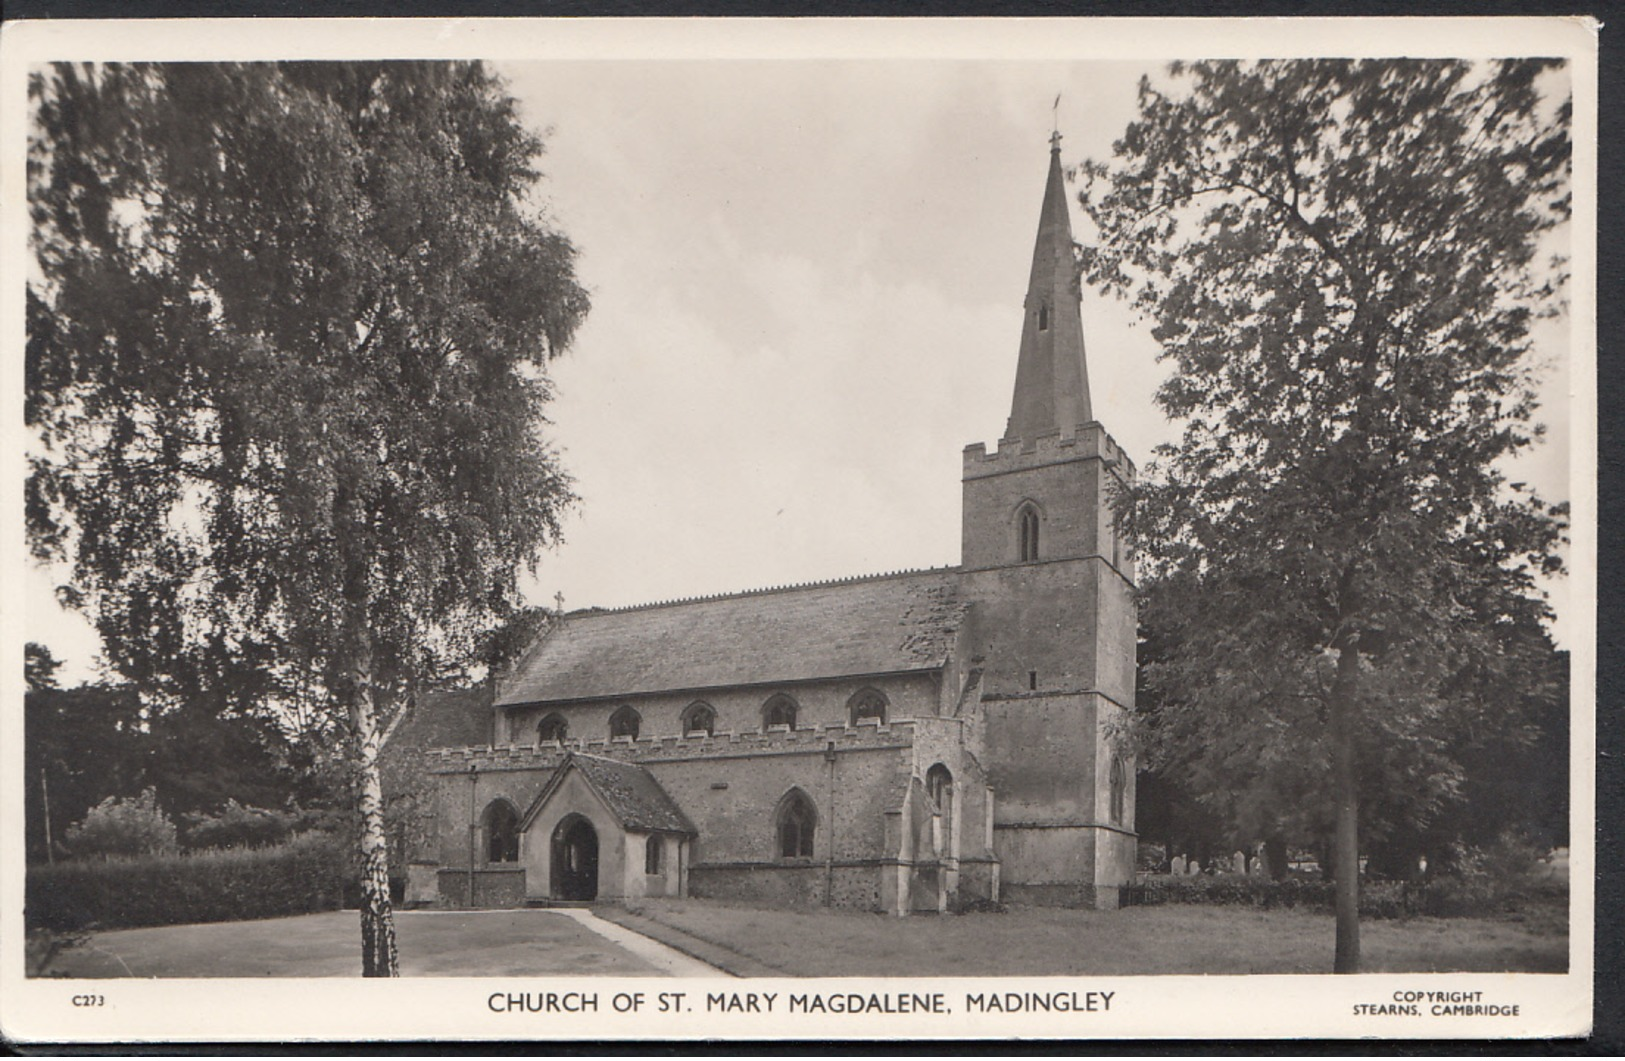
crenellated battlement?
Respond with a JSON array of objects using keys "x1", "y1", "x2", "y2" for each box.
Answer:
[
  {"x1": 962, "y1": 421, "x2": 1135, "y2": 480},
  {"x1": 426, "y1": 718, "x2": 920, "y2": 773}
]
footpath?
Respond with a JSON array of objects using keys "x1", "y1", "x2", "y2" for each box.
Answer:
[{"x1": 593, "y1": 905, "x2": 786, "y2": 978}]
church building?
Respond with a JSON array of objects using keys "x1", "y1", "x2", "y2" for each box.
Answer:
[{"x1": 402, "y1": 136, "x2": 1139, "y2": 914}]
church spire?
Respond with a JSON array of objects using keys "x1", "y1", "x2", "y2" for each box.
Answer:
[{"x1": 1005, "y1": 133, "x2": 1092, "y2": 442}]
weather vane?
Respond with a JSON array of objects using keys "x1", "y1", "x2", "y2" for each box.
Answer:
[{"x1": 1051, "y1": 93, "x2": 1063, "y2": 148}]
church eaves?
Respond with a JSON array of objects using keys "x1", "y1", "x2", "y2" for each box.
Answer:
[{"x1": 1005, "y1": 134, "x2": 1093, "y2": 443}]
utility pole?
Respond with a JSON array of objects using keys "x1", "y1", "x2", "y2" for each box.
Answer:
[
  {"x1": 467, "y1": 762, "x2": 479, "y2": 908},
  {"x1": 41, "y1": 766, "x2": 54, "y2": 865}
]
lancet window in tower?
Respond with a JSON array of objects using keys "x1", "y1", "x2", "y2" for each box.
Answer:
[
  {"x1": 1109, "y1": 757, "x2": 1127, "y2": 826},
  {"x1": 1018, "y1": 504, "x2": 1041, "y2": 562},
  {"x1": 1038, "y1": 303, "x2": 1050, "y2": 331}
]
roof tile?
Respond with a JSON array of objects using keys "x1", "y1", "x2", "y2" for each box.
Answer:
[{"x1": 496, "y1": 569, "x2": 965, "y2": 707}]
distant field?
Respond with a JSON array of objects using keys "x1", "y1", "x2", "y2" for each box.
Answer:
[{"x1": 609, "y1": 897, "x2": 1569, "y2": 977}]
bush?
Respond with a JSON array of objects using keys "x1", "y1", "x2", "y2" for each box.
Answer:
[
  {"x1": 61, "y1": 788, "x2": 177, "y2": 859},
  {"x1": 181, "y1": 800, "x2": 301, "y2": 851},
  {"x1": 1126, "y1": 873, "x2": 1333, "y2": 912},
  {"x1": 1123, "y1": 851, "x2": 1567, "y2": 921},
  {"x1": 25, "y1": 830, "x2": 350, "y2": 932}
]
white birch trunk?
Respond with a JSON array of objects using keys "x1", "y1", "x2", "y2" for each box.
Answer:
[{"x1": 348, "y1": 647, "x2": 399, "y2": 977}]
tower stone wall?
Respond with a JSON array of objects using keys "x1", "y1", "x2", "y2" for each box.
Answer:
[{"x1": 960, "y1": 136, "x2": 1139, "y2": 909}]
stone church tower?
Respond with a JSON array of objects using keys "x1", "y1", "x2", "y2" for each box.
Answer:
[{"x1": 960, "y1": 132, "x2": 1138, "y2": 906}]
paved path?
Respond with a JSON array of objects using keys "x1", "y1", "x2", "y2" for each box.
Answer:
[{"x1": 42, "y1": 908, "x2": 727, "y2": 978}]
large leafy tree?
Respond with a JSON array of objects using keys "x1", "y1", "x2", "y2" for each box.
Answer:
[
  {"x1": 28, "y1": 62, "x2": 589, "y2": 975},
  {"x1": 1079, "y1": 59, "x2": 1570, "y2": 972}
]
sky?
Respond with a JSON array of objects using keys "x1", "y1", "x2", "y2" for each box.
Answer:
[{"x1": 24, "y1": 56, "x2": 1577, "y2": 684}]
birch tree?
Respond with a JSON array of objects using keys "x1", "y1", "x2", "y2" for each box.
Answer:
[{"x1": 28, "y1": 61, "x2": 589, "y2": 975}]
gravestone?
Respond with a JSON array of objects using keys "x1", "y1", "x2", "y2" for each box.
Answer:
[
  {"x1": 1171, "y1": 854, "x2": 1186, "y2": 877},
  {"x1": 1233, "y1": 851, "x2": 1247, "y2": 875}
]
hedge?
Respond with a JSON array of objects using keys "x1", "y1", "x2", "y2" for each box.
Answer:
[
  {"x1": 26, "y1": 830, "x2": 351, "y2": 933},
  {"x1": 1121, "y1": 872, "x2": 1563, "y2": 920}
]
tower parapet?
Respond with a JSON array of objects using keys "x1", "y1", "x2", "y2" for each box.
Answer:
[{"x1": 963, "y1": 421, "x2": 1136, "y2": 482}]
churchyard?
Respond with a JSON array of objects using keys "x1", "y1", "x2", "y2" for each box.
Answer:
[
  {"x1": 602, "y1": 895, "x2": 1568, "y2": 978},
  {"x1": 33, "y1": 886, "x2": 1565, "y2": 979}
]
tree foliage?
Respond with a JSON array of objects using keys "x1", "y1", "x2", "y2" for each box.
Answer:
[
  {"x1": 24, "y1": 678, "x2": 145, "y2": 863},
  {"x1": 28, "y1": 61, "x2": 590, "y2": 974},
  {"x1": 62, "y1": 788, "x2": 179, "y2": 859},
  {"x1": 1079, "y1": 59, "x2": 1570, "y2": 971}
]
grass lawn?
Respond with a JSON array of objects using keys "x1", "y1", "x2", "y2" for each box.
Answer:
[
  {"x1": 36, "y1": 909, "x2": 672, "y2": 978},
  {"x1": 614, "y1": 898, "x2": 1568, "y2": 977}
]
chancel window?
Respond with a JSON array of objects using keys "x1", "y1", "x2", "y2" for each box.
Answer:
[
  {"x1": 682, "y1": 702, "x2": 716, "y2": 737},
  {"x1": 776, "y1": 790, "x2": 816, "y2": 859},
  {"x1": 1018, "y1": 504, "x2": 1040, "y2": 562},
  {"x1": 1109, "y1": 757, "x2": 1127, "y2": 826},
  {"x1": 762, "y1": 694, "x2": 798, "y2": 731},
  {"x1": 484, "y1": 800, "x2": 520, "y2": 863},
  {"x1": 645, "y1": 834, "x2": 662, "y2": 875},
  {"x1": 847, "y1": 688, "x2": 887, "y2": 726},
  {"x1": 609, "y1": 705, "x2": 642, "y2": 740},
  {"x1": 537, "y1": 713, "x2": 568, "y2": 745}
]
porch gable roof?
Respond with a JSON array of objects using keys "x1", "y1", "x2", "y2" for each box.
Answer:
[{"x1": 520, "y1": 752, "x2": 697, "y2": 837}]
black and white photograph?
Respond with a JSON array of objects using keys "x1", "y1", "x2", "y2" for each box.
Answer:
[{"x1": 1, "y1": 15, "x2": 1597, "y2": 1043}]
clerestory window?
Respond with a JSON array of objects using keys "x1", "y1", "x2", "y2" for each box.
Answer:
[
  {"x1": 609, "y1": 705, "x2": 642, "y2": 740},
  {"x1": 536, "y1": 713, "x2": 568, "y2": 745},
  {"x1": 847, "y1": 688, "x2": 888, "y2": 726},
  {"x1": 762, "y1": 694, "x2": 798, "y2": 731},
  {"x1": 682, "y1": 701, "x2": 716, "y2": 737}
]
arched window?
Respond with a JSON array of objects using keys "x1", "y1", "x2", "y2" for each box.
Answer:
[
  {"x1": 609, "y1": 705, "x2": 641, "y2": 740},
  {"x1": 776, "y1": 789, "x2": 816, "y2": 859},
  {"x1": 847, "y1": 688, "x2": 887, "y2": 726},
  {"x1": 762, "y1": 694, "x2": 798, "y2": 731},
  {"x1": 645, "y1": 834, "x2": 663, "y2": 875},
  {"x1": 1018, "y1": 504, "x2": 1040, "y2": 562},
  {"x1": 927, "y1": 763, "x2": 954, "y2": 812},
  {"x1": 682, "y1": 701, "x2": 716, "y2": 737},
  {"x1": 1109, "y1": 757, "x2": 1127, "y2": 826},
  {"x1": 927, "y1": 763, "x2": 954, "y2": 854},
  {"x1": 484, "y1": 800, "x2": 520, "y2": 863},
  {"x1": 536, "y1": 713, "x2": 568, "y2": 745}
]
